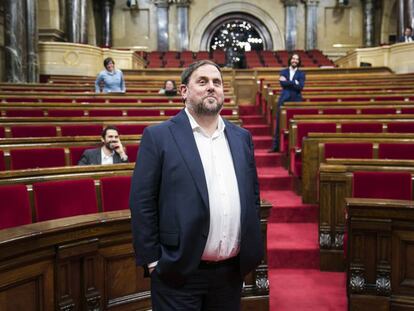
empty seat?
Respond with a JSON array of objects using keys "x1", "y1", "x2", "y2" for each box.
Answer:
[
  {"x1": 0, "y1": 184, "x2": 32, "y2": 229},
  {"x1": 89, "y1": 109, "x2": 123, "y2": 117},
  {"x1": 61, "y1": 125, "x2": 102, "y2": 136},
  {"x1": 353, "y1": 171, "x2": 412, "y2": 200},
  {"x1": 387, "y1": 122, "x2": 414, "y2": 133},
  {"x1": 341, "y1": 123, "x2": 383, "y2": 133},
  {"x1": 127, "y1": 109, "x2": 160, "y2": 117},
  {"x1": 34, "y1": 178, "x2": 98, "y2": 222},
  {"x1": 125, "y1": 144, "x2": 139, "y2": 162},
  {"x1": 100, "y1": 176, "x2": 132, "y2": 212},
  {"x1": 11, "y1": 125, "x2": 57, "y2": 138},
  {"x1": 6, "y1": 109, "x2": 44, "y2": 117},
  {"x1": 360, "y1": 108, "x2": 396, "y2": 114},
  {"x1": 117, "y1": 124, "x2": 147, "y2": 135},
  {"x1": 0, "y1": 150, "x2": 4, "y2": 171},
  {"x1": 0, "y1": 127, "x2": 4, "y2": 138},
  {"x1": 10, "y1": 148, "x2": 66, "y2": 170},
  {"x1": 48, "y1": 109, "x2": 85, "y2": 117},
  {"x1": 378, "y1": 143, "x2": 414, "y2": 160},
  {"x1": 322, "y1": 108, "x2": 357, "y2": 115},
  {"x1": 324, "y1": 143, "x2": 373, "y2": 159}
]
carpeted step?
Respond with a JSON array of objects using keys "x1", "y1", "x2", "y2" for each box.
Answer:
[
  {"x1": 258, "y1": 167, "x2": 293, "y2": 191},
  {"x1": 244, "y1": 124, "x2": 271, "y2": 136},
  {"x1": 261, "y1": 190, "x2": 318, "y2": 223},
  {"x1": 239, "y1": 105, "x2": 260, "y2": 115},
  {"x1": 253, "y1": 136, "x2": 273, "y2": 149},
  {"x1": 269, "y1": 269, "x2": 347, "y2": 311},
  {"x1": 267, "y1": 223, "x2": 319, "y2": 269},
  {"x1": 254, "y1": 151, "x2": 283, "y2": 167},
  {"x1": 240, "y1": 115, "x2": 266, "y2": 125}
]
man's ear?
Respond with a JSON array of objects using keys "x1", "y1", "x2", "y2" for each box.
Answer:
[
  {"x1": 101, "y1": 137, "x2": 105, "y2": 143},
  {"x1": 180, "y1": 84, "x2": 188, "y2": 101}
]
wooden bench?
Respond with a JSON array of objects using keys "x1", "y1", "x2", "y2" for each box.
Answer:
[
  {"x1": 301, "y1": 133, "x2": 414, "y2": 203},
  {"x1": 318, "y1": 159, "x2": 414, "y2": 271},
  {"x1": 0, "y1": 164, "x2": 271, "y2": 310},
  {"x1": 346, "y1": 197, "x2": 414, "y2": 311}
]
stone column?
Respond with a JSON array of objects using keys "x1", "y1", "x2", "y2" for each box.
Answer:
[
  {"x1": 153, "y1": 0, "x2": 170, "y2": 51},
  {"x1": 361, "y1": 0, "x2": 375, "y2": 47},
  {"x1": 4, "y1": 0, "x2": 27, "y2": 82},
  {"x1": 304, "y1": 0, "x2": 319, "y2": 50},
  {"x1": 101, "y1": 0, "x2": 114, "y2": 47},
  {"x1": 67, "y1": 0, "x2": 88, "y2": 43},
  {"x1": 176, "y1": 0, "x2": 190, "y2": 51},
  {"x1": 404, "y1": 0, "x2": 414, "y2": 29},
  {"x1": 398, "y1": 0, "x2": 405, "y2": 37},
  {"x1": 282, "y1": 0, "x2": 299, "y2": 51},
  {"x1": 26, "y1": 0, "x2": 39, "y2": 82}
]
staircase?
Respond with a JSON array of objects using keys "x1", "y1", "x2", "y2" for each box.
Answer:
[{"x1": 239, "y1": 105, "x2": 347, "y2": 310}]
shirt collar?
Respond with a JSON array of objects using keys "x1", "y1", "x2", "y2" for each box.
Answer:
[
  {"x1": 289, "y1": 66, "x2": 298, "y2": 72},
  {"x1": 184, "y1": 107, "x2": 225, "y2": 136}
]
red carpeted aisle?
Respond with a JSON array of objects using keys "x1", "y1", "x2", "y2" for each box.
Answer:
[{"x1": 240, "y1": 105, "x2": 347, "y2": 311}]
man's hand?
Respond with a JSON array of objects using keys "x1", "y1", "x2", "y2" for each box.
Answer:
[
  {"x1": 294, "y1": 80, "x2": 299, "y2": 85},
  {"x1": 111, "y1": 139, "x2": 128, "y2": 160},
  {"x1": 279, "y1": 76, "x2": 287, "y2": 81}
]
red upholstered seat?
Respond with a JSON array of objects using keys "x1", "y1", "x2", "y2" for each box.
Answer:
[
  {"x1": 378, "y1": 143, "x2": 414, "y2": 160},
  {"x1": 69, "y1": 146, "x2": 96, "y2": 165},
  {"x1": 290, "y1": 123, "x2": 337, "y2": 176},
  {"x1": 341, "y1": 123, "x2": 383, "y2": 133},
  {"x1": 360, "y1": 108, "x2": 396, "y2": 114},
  {"x1": 0, "y1": 127, "x2": 4, "y2": 138},
  {"x1": 100, "y1": 176, "x2": 132, "y2": 212},
  {"x1": 164, "y1": 109, "x2": 182, "y2": 116},
  {"x1": 125, "y1": 144, "x2": 139, "y2": 162},
  {"x1": 324, "y1": 143, "x2": 373, "y2": 159},
  {"x1": 61, "y1": 125, "x2": 102, "y2": 136},
  {"x1": 387, "y1": 122, "x2": 414, "y2": 133},
  {"x1": 0, "y1": 184, "x2": 32, "y2": 229},
  {"x1": 0, "y1": 150, "x2": 4, "y2": 171},
  {"x1": 48, "y1": 109, "x2": 84, "y2": 117},
  {"x1": 117, "y1": 124, "x2": 147, "y2": 135},
  {"x1": 353, "y1": 171, "x2": 412, "y2": 200},
  {"x1": 34, "y1": 179, "x2": 98, "y2": 222},
  {"x1": 6, "y1": 109, "x2": 44, "y2": 117},
  {"x1": 89, "y1": 109, "x2": 123, "y2": 117},
  {"x1": 401, "y1": 108, "x2": 414, "y2": 114},
  {"x1": 322, "y1": 108, "x2": 357, "y2": 115},
  {"x1": 10, "y1": 148, "x2": 66, "y2": 170},
  {"x1": 11, "y1": 125, "x2": 57, "y2": 138},
  {"x1": 127, "y1": 109, "x2": 160, "y2": 117}
]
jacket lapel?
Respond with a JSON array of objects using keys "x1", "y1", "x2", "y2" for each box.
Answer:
[{"x1": 169, "y1": 110, "x2": 209, "y2": 210}]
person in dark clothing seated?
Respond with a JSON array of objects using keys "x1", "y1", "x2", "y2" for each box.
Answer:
[
  {"x1": 158, "y1": 79, "x2": 178, "y2": 96},
  {"x1": 78, "y1": 125, "x2": 128, "y2": 165},
  {"x1": 399, "y1": 26, "x2": 414, "y2": 43},
  {"x1": 269, "y1": 53, "x2": 306, "y2": 152}
]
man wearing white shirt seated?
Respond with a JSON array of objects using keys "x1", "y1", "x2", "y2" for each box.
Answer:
[
  {"x1": 399, "y1": 26, "x2": 414, "y2": 43},
  {"x1": 78, "y1": 126, "x2": 128, "y2": 165}
]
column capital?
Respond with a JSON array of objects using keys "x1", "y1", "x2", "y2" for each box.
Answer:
[
  {"x1": 174, "y1": 0, "x2": 191, "y2": 7},
  {"x1": 282, "y1": 0, "x2": 299, "y2": 7},
  {"x1": 302, "y1": 0, "x2": 320, "y2": 6},
  {"x1": 152, "y1": 0, "x2": 170, "y2": 8}
]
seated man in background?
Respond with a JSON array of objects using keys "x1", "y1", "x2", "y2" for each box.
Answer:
[
  {"x1": 78, "y1": 126, "x2": 128, "y2": 165},
  {"x1": 158, "y1": 79, "x2": 178, "y2": 96},
  {"x1": 399, "y1": 26, "x2": 414, "y2": 42}
]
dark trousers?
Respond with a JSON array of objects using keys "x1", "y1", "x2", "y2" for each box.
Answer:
[
  {"x1": 150, "y1": 260, "x2": 243, "y2": 311},
  {"x1": 271, "y1": 97, "x2": 285, "y2": 150}
]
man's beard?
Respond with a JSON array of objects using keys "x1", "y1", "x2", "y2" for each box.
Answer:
[
  {"x1": 104, "y1": 141, "x2": 117, "y2": 150},
  {"x1": 192, "y1": 97, "x2": 223, "y2": 116}
]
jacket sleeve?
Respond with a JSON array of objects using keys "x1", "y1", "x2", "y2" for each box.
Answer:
[
  {"x1": 120, "y1": 71, "x2": 126, "y2": 93},
  {"x1": 78, "y1": 150, "x2": 91, "y2": 165},
  {"x1": 280, "y1": 71, "x2": 306, "y2": 92},
  {"x1": 95, "y1": 72, "x2": 103, "y2": 93},
  {"x1": 129, "y1": 128, "x2": 162, "y2": 266}
]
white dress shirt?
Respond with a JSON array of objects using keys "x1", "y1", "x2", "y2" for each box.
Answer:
[
  {"x1": 405, "y1": 36, "x2": 413, "y2": 43},
  {"x1": 101, "y1": 148, "x2": 114, "y2": 165},
  {"x1": 289, "y1": 66, "x2": 297, "y2": 81},
  {"x1": 185, "y1": 108, "x2": 241, "y2": 261}
]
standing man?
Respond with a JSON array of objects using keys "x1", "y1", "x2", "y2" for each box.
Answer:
[
  {"x1": 129, "y1": 60, "x2": 263, "y2": 310},
  {"x1": 270, "y1": 53, "x2": 306, "y2": 152},
  {"x1": 78, "y1": 125, "x2": 128, "y2": 165},
  {"x1": 399, "y1": 26, "x2": 414, "y2": 43}
]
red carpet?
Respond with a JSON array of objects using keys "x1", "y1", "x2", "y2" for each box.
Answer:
[{"x1": 240, "y1": 105, "x2": 347, "y2": 311}]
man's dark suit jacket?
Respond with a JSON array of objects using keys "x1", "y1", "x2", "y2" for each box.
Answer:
[
  {"x1": 78, "y1": 147, "x2": 128, "y2": 165},
  {"x1": 129, "y1": 109, "x2": 263, "y2": 285},
  {"x1": 278, "y1": 68, "x2": 306, "y2": 106},
  {"x1": 399, "y1": 35, "x2": 414, "y2": 42}
]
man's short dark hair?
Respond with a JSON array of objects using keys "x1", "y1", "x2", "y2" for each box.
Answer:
[
  {"x1": 288, "y1": 53, "x2": 301, "y2": 67},
  {"x1": 181, "y1": 60, "x2": 223, "y2": 86},
  {"x1": 101, "y1": 125, "x2": 119, "y2": 139},
  {"x1": 103, "y1": 57, "x2": 115, "y2": 69},
  {"x1": 406, "y1": 26, "x2": 413, "y2": 31}
]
